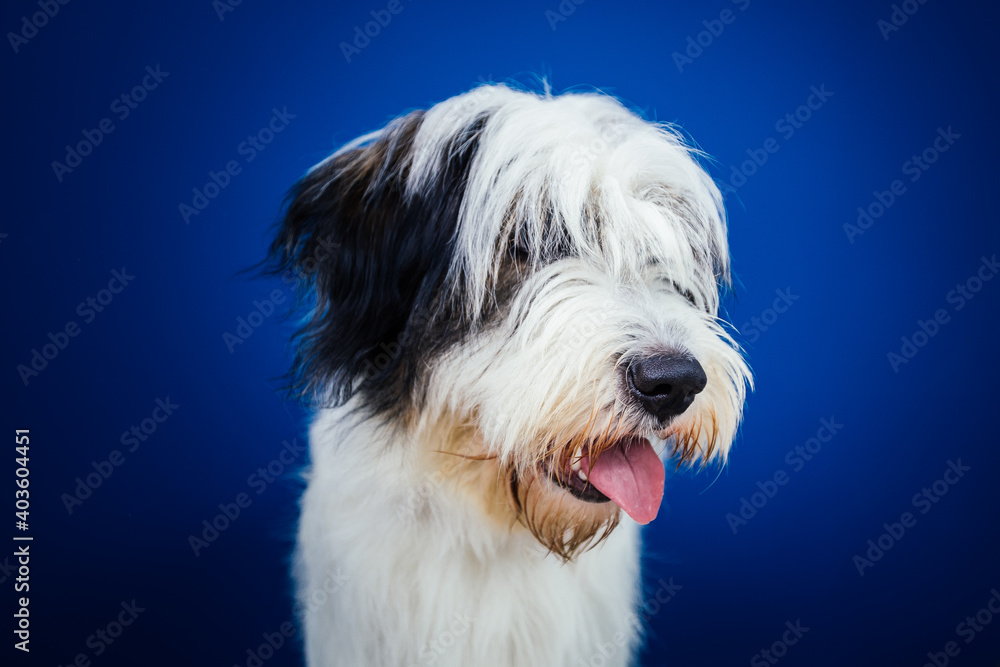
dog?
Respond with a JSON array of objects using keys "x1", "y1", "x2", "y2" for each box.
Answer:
[{"x1": 268, "y1": 83, "x2": 752, "y2": 666}]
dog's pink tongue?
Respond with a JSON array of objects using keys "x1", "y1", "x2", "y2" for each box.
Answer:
[{"x1": 583, "y1": 438, "x2": 665, "y2": 525}]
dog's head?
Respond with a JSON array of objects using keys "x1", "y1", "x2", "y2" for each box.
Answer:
[{"x1": 271, "y1": 84, "x2": 752, "y2": 559}]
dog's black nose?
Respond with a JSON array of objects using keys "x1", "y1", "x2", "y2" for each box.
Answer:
[{"x1": 627, "y1": 354, "x2": 707, "y2": 422}]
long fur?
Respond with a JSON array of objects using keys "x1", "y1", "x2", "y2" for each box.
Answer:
[{"x1": 271, "y1": 83, "x2": 752, "y2": 667}]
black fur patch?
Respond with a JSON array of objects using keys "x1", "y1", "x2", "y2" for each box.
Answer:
[{"x1": 268, "y1": 110, "x2": 489, "y2": 417}]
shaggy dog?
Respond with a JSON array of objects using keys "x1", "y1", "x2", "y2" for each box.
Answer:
[{"x1": 269, "y1": 83, "x2": 751, "y2": 666}]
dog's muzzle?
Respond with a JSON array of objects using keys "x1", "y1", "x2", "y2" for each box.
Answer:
[{"x1": 543, "y1": 436, "x2": 666, "y2": 524}]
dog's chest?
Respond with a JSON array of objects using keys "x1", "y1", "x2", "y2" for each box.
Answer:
[{"x1": 380, "y1": 519, "x2": 643, "y2": 667}]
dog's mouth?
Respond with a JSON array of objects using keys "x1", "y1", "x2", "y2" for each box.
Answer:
[{"x1": 541, "y1": 436, "x2": 666, "y2": 525}]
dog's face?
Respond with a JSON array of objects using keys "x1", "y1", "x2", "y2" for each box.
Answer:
[{"x1": 271, "y1": 84, "x2": 751, "y2": 559}]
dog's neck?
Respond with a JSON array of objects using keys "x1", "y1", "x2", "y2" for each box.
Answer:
[{"x1": 296, "y1": 406, "x2": 645, "y2": 666}]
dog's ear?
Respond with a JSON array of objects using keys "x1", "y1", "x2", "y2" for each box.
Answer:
[{"x1": 269, "y1": 110, "x2": 485, "y2": 413}]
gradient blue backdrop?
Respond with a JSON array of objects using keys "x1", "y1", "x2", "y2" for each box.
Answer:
[{"x1": 3, "y1": 0, "x2": 999, "y2": 665}]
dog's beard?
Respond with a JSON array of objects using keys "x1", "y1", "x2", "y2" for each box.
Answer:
[
  {"x1": 432, "y1": 437, "x2": 627, "y2": 562},
  {"x1": 420, "y1": 398, "x2": 724, "y2": 561},
  {"x1": 509, "y1": 465, "x2": 622, "y2": 562},
  {"x1": 510, "y1": 418, "x2": 726, "y2": 560},
  {"x1": 510, "y1": 430, "x2": 653, "y2": 561}
]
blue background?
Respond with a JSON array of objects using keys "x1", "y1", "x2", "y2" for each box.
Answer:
[{"x1": 3, "y1": 0, "x2": 999, "y2": 665}]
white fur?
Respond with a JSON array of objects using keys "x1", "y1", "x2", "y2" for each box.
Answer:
[
  {"x1": 293, "y1": 84, "x2": 751, "y2": 666},
  {"x1": 297, "y1": 409, "x2": 642, "y2": 667},
  {"x1": 407, "y1": 85, "x2": 730, "y2": 316}
]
